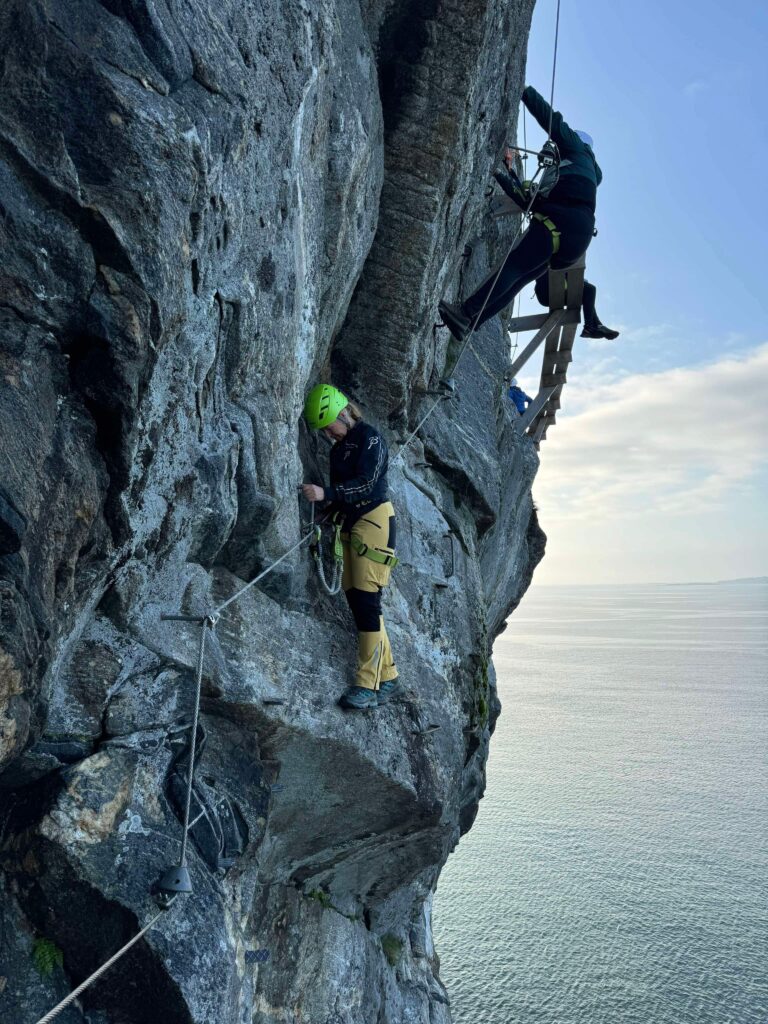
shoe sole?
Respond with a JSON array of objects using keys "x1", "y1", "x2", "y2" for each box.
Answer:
[{"x1": 438, "y1": 303, "x2": 470, "y2": 341}]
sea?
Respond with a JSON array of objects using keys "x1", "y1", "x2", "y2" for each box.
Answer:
[{"x1": 433, "y1": 582, "x2": 768, "y2": 1024}]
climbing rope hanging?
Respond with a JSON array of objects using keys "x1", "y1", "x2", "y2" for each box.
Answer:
[{"x1": 394, "y1": 0, "x2": 562, "y2": 465}]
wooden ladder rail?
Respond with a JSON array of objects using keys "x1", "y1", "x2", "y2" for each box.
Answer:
[{"x1": 507, "y1": 255, "x2": 585, "y2": 444}]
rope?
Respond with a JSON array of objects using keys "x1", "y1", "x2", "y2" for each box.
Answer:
[{"x1": 34, "y1": 906, "x2": 172, "y2": 1024}]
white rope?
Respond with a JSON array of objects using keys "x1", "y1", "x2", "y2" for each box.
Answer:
[{"x1": 34, "y1": 907, "x2": 171, "y2": 1024}]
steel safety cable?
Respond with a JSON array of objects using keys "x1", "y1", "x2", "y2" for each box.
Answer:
[{"x1": 34, "y1": 903, "x2": 175, "y2": 1024}]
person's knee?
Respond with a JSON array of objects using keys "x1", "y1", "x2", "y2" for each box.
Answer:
[
  {"x1": 345, "y1": 587, "x2": 382, "y2": 632},
  {"x1": 534, "y1": 275, "x2": 549, "y2": 307}
]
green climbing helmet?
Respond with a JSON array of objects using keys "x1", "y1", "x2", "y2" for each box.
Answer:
[{"x1": 304, "y1": 383, "x2": 349, "y2": 430}]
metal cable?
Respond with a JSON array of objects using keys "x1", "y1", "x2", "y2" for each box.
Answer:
[
  {"x1": 178, "y1": 618, "x2": 208, "y2": 868},
  {"x1": 212, "y1": 530, "x2": 314, "y2": 615},
  {"x1": 548, "y1": 0, "x2": 562, "y2": 138},
  {"x1": 34, "y1": 906, "x2": 172, "y2": 1024},
  {"x1": 512, "y1": 107, "x2": 528, "y2": 359}
]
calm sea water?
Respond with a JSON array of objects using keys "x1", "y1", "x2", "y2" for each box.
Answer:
[{"x1": 434, "y1": 583, "x2": 768, "y2": 1024}]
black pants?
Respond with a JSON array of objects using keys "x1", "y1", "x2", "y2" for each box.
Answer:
[
  {"x1": 535, "y1": 276, "x2": 599, "y2": 329},
  {"x1": 462, "y1": 203, "x2": 595, "y2": 327}
]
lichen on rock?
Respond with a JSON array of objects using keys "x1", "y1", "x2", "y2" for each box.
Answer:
[{"x1": 0, "y1": 1, "x2": 543, "y2": 1021}]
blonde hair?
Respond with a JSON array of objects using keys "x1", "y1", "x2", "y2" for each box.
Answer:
[{"x1": 343, "y1": 398, "x2": 362, "y2": 423}]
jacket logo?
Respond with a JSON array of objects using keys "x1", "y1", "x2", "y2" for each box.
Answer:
[{"x1": 367, "y1": 436, "x2": 379, "y2": 450}]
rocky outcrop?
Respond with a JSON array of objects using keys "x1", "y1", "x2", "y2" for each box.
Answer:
[{"x1": 0, "y1": 1, "x2": 542, "y2": 1022}]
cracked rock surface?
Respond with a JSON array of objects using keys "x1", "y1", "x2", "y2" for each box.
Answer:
[{"x1": 0, "y1": 1, "x2": 542, "y2": 1021}]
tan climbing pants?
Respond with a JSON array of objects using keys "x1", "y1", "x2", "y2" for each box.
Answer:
[{"x1": 341, "y1": 501, "x2": 398, "y2": 691}]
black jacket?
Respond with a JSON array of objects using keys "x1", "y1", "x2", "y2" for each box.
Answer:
[
  {"x1": 325, "y1": 421, "x2": 389, "y2": 528},
  {"x1": 522, "y1": 86, "x2": 602, "y2": 212}
]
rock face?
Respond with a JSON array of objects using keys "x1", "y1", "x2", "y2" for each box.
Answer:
[{"x1": 0, "y1": 1, "x2": 543, "y2": 1022}]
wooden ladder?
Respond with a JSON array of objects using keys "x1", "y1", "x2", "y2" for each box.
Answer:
[{"x1": 506, "y1": 255, "x2": 584, "y2": 446}]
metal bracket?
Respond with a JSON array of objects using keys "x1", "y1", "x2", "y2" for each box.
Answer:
[
  {"x1": 444, "y1": 531, "x2": 455, "y2": 578},
  {"x1": 161, "y1": 612, "x2": 218, "y2": 628},
  {"x1": 155, "y1": 864, "x2": 192, "y2": 903}
]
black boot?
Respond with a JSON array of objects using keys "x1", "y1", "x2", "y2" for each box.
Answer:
[
  {"x1": 581, "y1": 322, "x2": 619, "y2": 340},
  {"x1": 438, "y1": 300, "x2": 470, "y2": 342}
]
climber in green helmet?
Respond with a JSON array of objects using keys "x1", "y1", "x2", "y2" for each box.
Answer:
[{"x1": 302, "y1": 384, "x2": 400, "y2": 711}]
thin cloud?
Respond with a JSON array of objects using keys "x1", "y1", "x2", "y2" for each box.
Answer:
[{"x1": 534, "y1": 344, "x2": 768, "y2": 524}]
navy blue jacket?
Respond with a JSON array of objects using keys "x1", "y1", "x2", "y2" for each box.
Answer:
[{"x1": 325, "y1": 421, "x2": 389, "y2": 528}]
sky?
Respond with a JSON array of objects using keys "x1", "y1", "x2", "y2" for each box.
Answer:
[{"x1": 513, "y1": 0, "x2": 768, "y2": 584}]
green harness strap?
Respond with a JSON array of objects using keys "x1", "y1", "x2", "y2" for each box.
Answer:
[
  {"x1": 532, "y1": 212, "x2": 561, "y2": 255},
  {"x1": 330, "y1": 511, "x2": 399, "y2": 569},
  {"x1": 348, "y1": 534, "x2": 399, "y2": 568}
]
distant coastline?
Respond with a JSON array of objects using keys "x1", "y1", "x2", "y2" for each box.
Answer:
[
  {"x1": 537, "y1": 577, "x2": 768, "y2": 587},
  {"x1": 667, "y1": 576, "x2": 768, "y2": 587}
]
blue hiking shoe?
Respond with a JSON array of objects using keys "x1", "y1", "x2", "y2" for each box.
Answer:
[
  {"x1": 376, "y1": 678, "x2": 402, "y2": 704},
  {"x1": 339, "y1": 685, "x2": 379, "y2": 710}
]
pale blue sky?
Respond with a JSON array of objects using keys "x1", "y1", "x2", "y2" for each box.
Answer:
[{"x1": 515, "y1": 0, "x2": 768, "y2": 584}]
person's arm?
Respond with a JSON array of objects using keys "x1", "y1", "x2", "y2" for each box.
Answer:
[
  {"x1": 324, "y1": 429, "x2": 387, "y2": 503},
  {"x1": 493, "y1": 168, "x2": 527, "y2": 203},
  {"x1": 522, "y1": 85, "x2": 582, "y2": 153}
]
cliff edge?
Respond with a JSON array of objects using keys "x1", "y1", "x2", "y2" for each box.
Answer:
[{"x1": 0, "y1": 2, "x2": 544, "y2": 1021}]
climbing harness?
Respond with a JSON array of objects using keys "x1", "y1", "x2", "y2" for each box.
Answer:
[
  {"x1": 347, "y1": 534, "x2": 399, "y2": 569},
  {"x1": 531, "y1": 212, "x2": 561, "y2": 255},
  {"x1": 310, "y1": 507, "x2": 399, "y2": 594}
]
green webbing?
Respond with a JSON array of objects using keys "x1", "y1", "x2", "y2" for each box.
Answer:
[
  {"x1": 348, "y1": 534, "x2": 399, "y2": 568},
  {"x1": 532, "y1": 212, "x2": 561, "y2": 254}
]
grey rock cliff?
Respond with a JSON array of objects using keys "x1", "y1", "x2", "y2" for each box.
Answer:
[{"x1": 0, "y1": 1, "x2": 543, "y2": 1021}]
